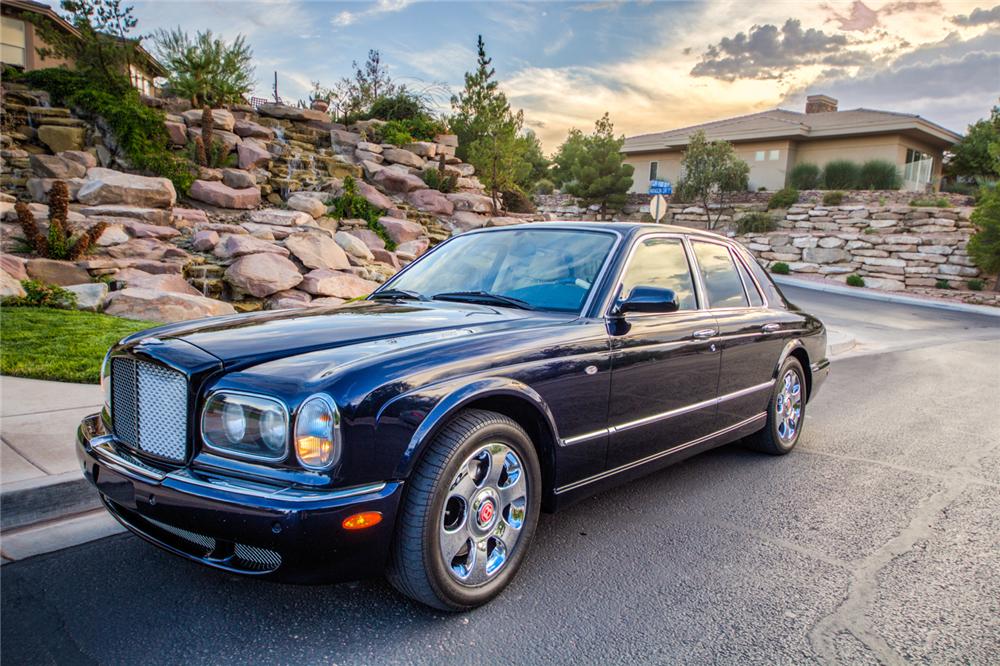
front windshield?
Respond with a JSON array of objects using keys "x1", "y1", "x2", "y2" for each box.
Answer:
[{"x1": 381, "y1": 229, "x2": 617, "y2": 313}]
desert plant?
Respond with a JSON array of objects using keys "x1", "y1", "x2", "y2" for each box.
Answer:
[
  {"x1": 935, "y1": 279, "x2": 951, "y2": 289},
  {"x1": 967, "y1": 186, "x2": 1000, "y2": 290},
  {"x1": 735, "y1": 212, "x2": 776, "y2": 234},
  {"x1": 421, "y1": 161, "x2": 458, "y2": 193},
  {"x1": 675, "y1": 130, "x2": 749, "y2": 229},
  {"x1": 846, "y1": 274, "x2": 865, "y2": 287},
  {"x1": 823, "y1": 160, "x2": 861, "y2": 190},
  {"x1": 192, "y1": 135, "x2": 207, "y2": 167},
  {"x1": 910, "y1": 197, "x2": 951, "y2": 207},
  {"x1": 822, "y1": 191, "x2": 845, "y2": 206},
  {"x1": 201, "y1": 107, "x2": 213, "y2": 159},
  {"x1": 859, "y1": 159, "x2": 900, "y2": 189},
  {"x1": 767, "y1": 187, "x2": 799, "y2": 210},
  {"x1": 1, "y1": 280, "x2": 77, "y2": 309},
  {"x1": 153, "y1": 27, "x2": 255, "y2": 106},
  {"x1": 770, "y1": 262, "x2": 790, "y2": 275},
  {"x1": 328, "y1": 176, "x2": 395, "y2": 250},
  {"x1": 14, "y1": 184, "x2": 106, "y2": 260},
  {"x1": 534, "y1": 178, "x2": 555, "y2": 195},
  {"x1": 788, "y1": 163, "x2": 821, "y2": 189},
  {"x1": 967, "y1": 279, "x2": 984, "y2": 291}
]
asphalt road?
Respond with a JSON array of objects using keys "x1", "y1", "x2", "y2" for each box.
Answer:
[{"x1": 3, "y1": 289, "x2": 999, "y2": 665}]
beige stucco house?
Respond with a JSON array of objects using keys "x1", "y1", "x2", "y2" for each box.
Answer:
[{"x1": 623, "y1": 95, "x2": 962, "y2": 193}]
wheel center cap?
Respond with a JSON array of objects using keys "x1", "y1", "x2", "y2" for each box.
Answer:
[{"x1": 477, "y1": 499, "x2": 495, "y2": 527}]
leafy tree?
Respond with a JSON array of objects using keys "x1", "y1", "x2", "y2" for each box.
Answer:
[
  {"x1": 514, "y1": 130, "x2": 550, "y2": 192},
  {"x1": 550, "y1": 128, "x2": 587, "y2": 188},
  {"x1": 153, "y1": 28, "x2": 254, "y2": 107},
  {"x1": 29, "y1": 0, "x2": 139, "y2": 94},
  {"x1": 967, "y1": 186, "x2": 1000, "y2": 290},
  {"x1": 946, "y1": 107, "x2": 1000, "y2": 182},
  {"x1": 564, "y1": 113, "x2": 634, "y2": 218},
  {"x1": 676, "y1": 130, "x2": 750, "y2": 229}
]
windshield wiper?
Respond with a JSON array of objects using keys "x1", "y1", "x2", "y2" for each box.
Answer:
[
  {"x1": 370, "y1": 288, "x2": 428, "y2": 301},
  {"x1": 432, "y1": 291, "x2": 535, "y2": 310}
]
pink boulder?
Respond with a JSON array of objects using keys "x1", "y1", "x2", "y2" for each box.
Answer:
[
  {"x1": 300, "y1": 269, "x2": 379, "y2": 298},
  {"x1": 189, "y1": 180, "x2": 261, "y2": 210},
  {"x1": 379, "y1": 217, "x2": 425, "y2": 245},
  {"x1": 224, "y1": 253, "x2": 303, "y2": 297}
]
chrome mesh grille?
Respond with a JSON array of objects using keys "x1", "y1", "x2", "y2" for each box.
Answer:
[
  {"x1": 234, "y1": 543, "x2": 283, "y2": 570},
  {"x1": 145, "y1": 516, "x2": 216, "y2": 552},
  {"x1": 111, "y1": 358, "x2": 188, "y2": 462}
]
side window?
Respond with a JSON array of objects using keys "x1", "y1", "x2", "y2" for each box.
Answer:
[
  {"x1": 735, "y1": 245, "x2": 785, "y2": 306},
  {"x1": 691, "y1": 241, "x2": 749, "y2": 309},
  {"x1": 734, "y1": 255, "x2": 765, "y2": 307},
  {"x1": 620, "y1": 238, "x2": 698, "y2": 311}
]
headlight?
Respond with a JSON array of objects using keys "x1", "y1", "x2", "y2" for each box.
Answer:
[
  {"x1": 202, "y1": 392, "x2": 288, "y2": 461},
  {"x1": 294, "y1": 395, "x2": 340, "y2": 469}
]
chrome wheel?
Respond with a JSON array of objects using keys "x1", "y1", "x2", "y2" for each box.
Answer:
[
  {"x1": 775, "y1": 369, "x2": 802, "y2": 444},
  {"x1": 439, "y1": 443, "x2": 528, "y2": 585}
]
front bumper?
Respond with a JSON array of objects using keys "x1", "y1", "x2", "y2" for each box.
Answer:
[{"x1": 77, "y1": 413, "x2": 403, "y2": 583}]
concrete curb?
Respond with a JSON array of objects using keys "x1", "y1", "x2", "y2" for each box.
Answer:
[
  {"x1": 827, "y1": 329, "x2": 856, "y2": 356},
  {"x1": 0, "y1": 471, "x2": 100, "y2": 532},
  {"x1": 773, "y1": 275, "x2": 1000, "y2": 318}
]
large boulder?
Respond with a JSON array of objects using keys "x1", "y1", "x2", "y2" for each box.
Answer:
[
  {"x1": 79, "y1": 205, "x2": 172, "y2": 226},
  {"x1": 285, "y1": 231, "x2": 351, "y2": 270},
  {"x1": 396, "y1": 238, "x2": 430, "y2": 258},
  {"x1": 233, "y1": 119, "x2": 275, "y2": 139},
  {"x1": 300, "y1": 269, "x2": 379, "y2": 298},
  {"x1": 403, "y1": 142, "x2": 437, "y2": 158},
  {"x1": 408, "y1": 188, "x2": 454, "y2": 216},
  {"x1": 105, "y1": 288, "x2": 236, "y2": 322},
  {"x1": 379, "y1": 217, "x2": 425, "y2": 245},
  {"x1": 330, "y1": 129, "x2": 361, "y2": 146},
  {"x1": 30, "y1": 154, "x2": 86, "y2": 179},
  {"x1": 225, "y1": 253, "x2": 303, "y2": 297},
  {"x1": 77, "y1": 168, "x2": 177, "y2": 208},
  {"x1": 222, "y1": 168, "x2": 256, "y2": 189},
  {"x1": 60, "y1": 150, "x2": 97, "y2": 170},
  {"x1": 238, "y1": 140, "x2": 271, "y2": 170},
  {"x1": 344, "y1": 228, "x2": 386, "y2": 251},
  {"x1": 446, "y1": 191, "x2": 493, "y2": 214},
  {"x1": 1, "y1": 254, "x2": 28, "y2": 281},
  {"x1": 382, "y1": 148, "x2": 425, "y2": 169},
  {"x1": 287, "y1": 193, "x2": 327, "y2": 219},
  {"x1": 334, "y1": 231, "x2": 374, "y2": 261},
  {"x1": 214, "y1": 233, "x2": 289, "y2": 259},
  {"x1": 189, "y1": 180, "x2": 260, "y2": 209},
  {"x1": 164, "y1": 121, "x2": 188, "y2": 146},
  {"x1": 248, "y1": 209, "x2": 312, "y2": 226},
  {"x1": 1, "y1": 272, "x2": 26, "y2": 298},
  {"x1": 257, "y1": 104, "x2": 328, "y2": 122},
  {"x1": 355, "y1": 180, "x2": 395, "y2": 211},
  {"x1": 181, "y1": 108, "x2": 236, "y2": 131},
  {"x1": 446, "y1": 211, "x2": 490, "y2": 234},
  {"x1": 27, "y1": 177, "x2": 85, "y2": 202},
  {"x1": 37, "y1": 125, "x2": 84, "y2": 152},
  {"x1": 25, "y1": 258, "x2": 91, "y2": 286},
  {"x1": 125, "y1": 272, "x2": 202, "y2": 296},
  {"x1": 373, "y1": 167, "x2": 426, "y2": 193},
  {"x1": 191, "y1": 229, "x2": 219, "y2": 252},
  {"x1": 106, "y1": 238, "x2": 190, "y2": 262},
  {"x1": 187, "y1": 127, "x2": 241, "y2": 154},
  {"x1": 64, "y1": 282, "x2": 109, "y2": 311}
]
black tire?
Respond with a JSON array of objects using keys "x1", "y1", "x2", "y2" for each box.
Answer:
[
  {"x1": 386, "y1": 409, "x2": 541, "y2": 611},
  {"x1": 747, "y1": 357, "x2": 807, "y2": 455}
]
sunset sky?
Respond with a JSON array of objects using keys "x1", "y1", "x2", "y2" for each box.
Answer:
[{"x1": 57, "y1": 0, "x2": 1000, "y2": 149}]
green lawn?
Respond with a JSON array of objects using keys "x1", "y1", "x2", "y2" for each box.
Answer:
[{"x1": 1, "y1": 307, "x2": 158, "y2": 384}]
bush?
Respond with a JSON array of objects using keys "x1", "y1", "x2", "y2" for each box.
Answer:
[
  {"x1": 858, "y1": 160, "x2": 900, "y2": 190},
  {"x1": 377, "y1": 120, "x2": 414, "y2": 146},
  {"x1": 2, "y1": 280, "x2": 77, "y2": 309},
  {"x1": 421, "y1": 167, "x2": 458, "y2": 193},
  {"x1": 365, "y1": 93, "x2": 424, "y2": 122},
  {"x1": 770, "y1": 262, "x2": 790, "y2": 275},
  {"x1": 935, "y1": 279, "x2": 951, "y2": 289},
  {"x1": 767, "y1": 187, "x2": 799, "y2": 210},
  {"x1": 910, "y1": 197, "x2": 951, "y2": 207},
  {"x1": 736, "y1": 212, "x2": 776, "y2": 234},
  {"x1": 788, "y1": 163, "x2": 821, "y2": 189},
  {"x1": 823, "y1": 160, "x2": 861, "y2": 190},
  {"x1": 967, "y1": 187, "x2": 1000, "y2": 289},
  {"x1": 533, "y1": 178, "x2": 555, "y2": 195},
  {"x1": 328, "y1": 176, "x2": 396, "y2": 250},
  {"x1": 500, "y1": 188, "x2": 535, "y2": 214},
  {"x1": 15, "y1": 68, "x2": 89, "y2": 105},
  {"x1": 822, "y1": 191, "x2": 845, "y2": 206},
  {"x1": 967, "y1": 279, "x2": 984, "y2": 291},
  {"x1": 846, "y1": 274, "x2": 865, "y2": 287},
  {"x1": 374, "y1": 116, "x2": 448, "y2": 145}
]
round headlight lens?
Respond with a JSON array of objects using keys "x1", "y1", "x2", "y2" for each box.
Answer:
[
  {"x1": 260, "y1": 407, "x2": 286, "y2": 453},
  {"x1": 222, "y1": 401, "x2": 247, "y2": 443},
  {"x1": 295, "y1": 396, "x2": 340, "y2": 469}
]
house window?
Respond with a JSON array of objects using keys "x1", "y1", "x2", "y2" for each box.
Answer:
[
  {"x1": 649, "y1": 161, "x2": 658, "y2": 181},
  {"x1": 129, "y1": 64, "x2": 153, "y2": 96},
  {"x1": 903, "y1": 148, "x2": 932, "y2": 187},
  {"x1": 769, "y1": 149, "x2": 779, "y2": 161},
  {"x1": 1, "y1": 16, "x2": 26, "y2": 67},
  {"x1": 755, "y1": 151, "x2": 765, "y2": 161}
]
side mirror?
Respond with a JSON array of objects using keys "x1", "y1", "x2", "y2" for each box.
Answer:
[{"x1": 616, "y1": 286, "x2": 679, "y2": 315}]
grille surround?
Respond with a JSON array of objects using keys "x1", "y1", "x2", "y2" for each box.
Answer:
[{"x1": 111, "y1": 358, "x2": 189, "y2": 462}]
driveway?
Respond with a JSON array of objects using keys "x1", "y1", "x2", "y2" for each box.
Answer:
[{"x1": 2, "y1": 288, "x2": 999, "y2": 664}]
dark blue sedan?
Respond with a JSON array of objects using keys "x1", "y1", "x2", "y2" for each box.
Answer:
[{"x1": 77, "y1": 223, "x2": 829, "y2": 610}]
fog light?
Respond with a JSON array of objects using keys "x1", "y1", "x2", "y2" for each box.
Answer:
[{"x1": 342, "y1": 512, "x2": 382, "y2": 530}]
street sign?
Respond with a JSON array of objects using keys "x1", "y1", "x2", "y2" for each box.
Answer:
[
  {"x1": 649, "y1": 194, "x2": 668, "y2": 222},
  {"x1": 648, "y1": 179, "x2": 672, "y2": 195}
]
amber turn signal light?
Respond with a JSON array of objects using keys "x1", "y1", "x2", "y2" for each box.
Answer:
[{"x1": 342, "y1": 511, "x2": 382, "y2": 530}]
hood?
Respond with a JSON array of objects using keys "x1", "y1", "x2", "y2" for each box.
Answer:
[{"x1": 138, "y1": 300, "x2": 547, "y2": 369}]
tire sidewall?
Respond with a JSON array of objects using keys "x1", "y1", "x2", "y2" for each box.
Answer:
[{"x1": 422, "y1": 419, "x2": 541, "y2": 609}]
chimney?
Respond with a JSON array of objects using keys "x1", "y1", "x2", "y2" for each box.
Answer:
[{"x1": 806, "y1": 94, "x2": 838, "y2": 114}]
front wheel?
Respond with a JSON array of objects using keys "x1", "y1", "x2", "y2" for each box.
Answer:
[
  {"x1": 387, "y1": 409, "x2": 541, "y2": 610},
  {"x1": 747, "y1": 357, "x2": 806, "y2": 455}
]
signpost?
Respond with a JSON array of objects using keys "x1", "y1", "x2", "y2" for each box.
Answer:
[
  {"x1": 649, "y1": 194, "x2": 668, "y2": 223},
  {"x1": 648, "y1": 179, "x2": 672, "y2": 195}
]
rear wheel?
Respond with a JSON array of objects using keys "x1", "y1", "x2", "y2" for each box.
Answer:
[
  {"x1": 747, "y1": 357, "x2": 806, "y2": 455},
  {"x1": 387, "y1": 409, "x2": 541, "y2": 610}
]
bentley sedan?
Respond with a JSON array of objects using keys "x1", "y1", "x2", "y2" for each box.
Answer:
[{"x1": 78, "y1": 222, "x2": 828, "y2": 610}]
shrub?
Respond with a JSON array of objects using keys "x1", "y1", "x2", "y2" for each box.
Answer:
[
  {"x1": 967, "y1": 187, "x2": 1000, "y2": 290},
  {"x1": 967, "y1": 279, "x2": 984, "y2": 291},
  {"x1": 788, "y1": 163, "x2": 821, "y2": 189},
  {"x1": 328, "y1": 176, "x2": 396, "y2": 250},
  {"x1": 366, "y1": 93, "x2": 425, "y2": 121},
  {"x1": 910, "y1": 197, "x2": 951, "y2": 207},
  {"x1": 735, "y1": 212, "x2": 776, "y2": 234},
  {"x1": 153, "y1": 28, "x2": 255, "y2": 107},
  {"x1": 15, "y1": 68, "x2": 89, "y2": 105},
  {"x1": 823, "y1": 160, "x2": 860, "y2": 190},
  {"x1": 770, "y1": 262, "x2": 790, "y2": 275},
  {"x1": 14, "y1": 184, "x2": 106, "y2": 260},
  {"x1": 533, "y1": 178, "x2": 555, "y2": 195},
  {"x1": 846, "y1": 274, "x2": 865, "y2": 287},
  {"x1": 822, "y1": 191, "x2": 845, "y2": 206},
  {"x1": 935, "y1": 279, "x2": 951, "y2": 289},
  {"x1": 421, "y1": 166, "x2": 458, "y2": 193},
  {"x1": 767, "y1": 187, "x2": 799, "y2": 210},
  {"x1": 500, "y1": 188, "x2": 536, "y2": 214},
  {"x1": 858, "y1": 159, "x2": 900, "y2": 189},
  {"x1": 2, "y1": 280, "x2": 77, "y2": 309},
  {"x1": 378, "y1": 120, "x2": 415, "y2": 146}
]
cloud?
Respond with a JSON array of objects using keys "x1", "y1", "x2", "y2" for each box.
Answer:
[
  {"x1": 691, "y1": 19, "x2": 849, "y2": 81},
  {"x1": 544, "y1": 28, "x2": 574, "y2": 56},
  {"x1": 823, "y1": 0, "x2": 943, "y2": 32},
  {"x1": 331, "y1": 0, "x2": 415, "y2": 28},
  {"x1": 952, "y1": 4, "x2": 1000, "y2": 25}
]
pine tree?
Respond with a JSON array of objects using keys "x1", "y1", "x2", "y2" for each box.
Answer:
[
  {"x1": 450, "y1": 36, "x2": 522, "y2": 161},
  {"x1": 565, "y1": 114, "x2": 635, "y2": 218}
]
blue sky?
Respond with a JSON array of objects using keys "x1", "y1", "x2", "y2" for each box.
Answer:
[{"x1": 46, "y1": 1, "x2": 1000, "y2": 150}]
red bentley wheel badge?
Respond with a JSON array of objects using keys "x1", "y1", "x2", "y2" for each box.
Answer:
[{"x1": 478, "y1": 500, "x2": 495, "y2": 525}]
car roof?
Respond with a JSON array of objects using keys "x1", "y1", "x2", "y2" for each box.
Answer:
[{"x1": 468, "y1": 221, "x2": 731, "y2": 243}]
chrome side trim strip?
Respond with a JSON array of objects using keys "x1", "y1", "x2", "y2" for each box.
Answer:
[
  {"x1": 166, "y1": 470, "x2": 388, "y2": 503},
  {"x1": 560, "y1": 380, "x2": 774, "y2": 445},
  {"x1": 555, "y1": 412, "x2": 767, "y2": 494},
  {"x1": 92, "y1": 437, "x2": 167, "y2": 481}
]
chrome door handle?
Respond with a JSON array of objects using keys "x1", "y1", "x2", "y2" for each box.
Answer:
[
  {"x1": 692, "y1": 328, "x2": 717, "y2": 340},
  {"x1": 761, "y1": 323, "x2": 781, "y2": 333}
]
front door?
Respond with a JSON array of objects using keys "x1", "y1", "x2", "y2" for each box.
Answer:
[{"x1": 606, "y1": 236, "x2": 721, "y2": 469}]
